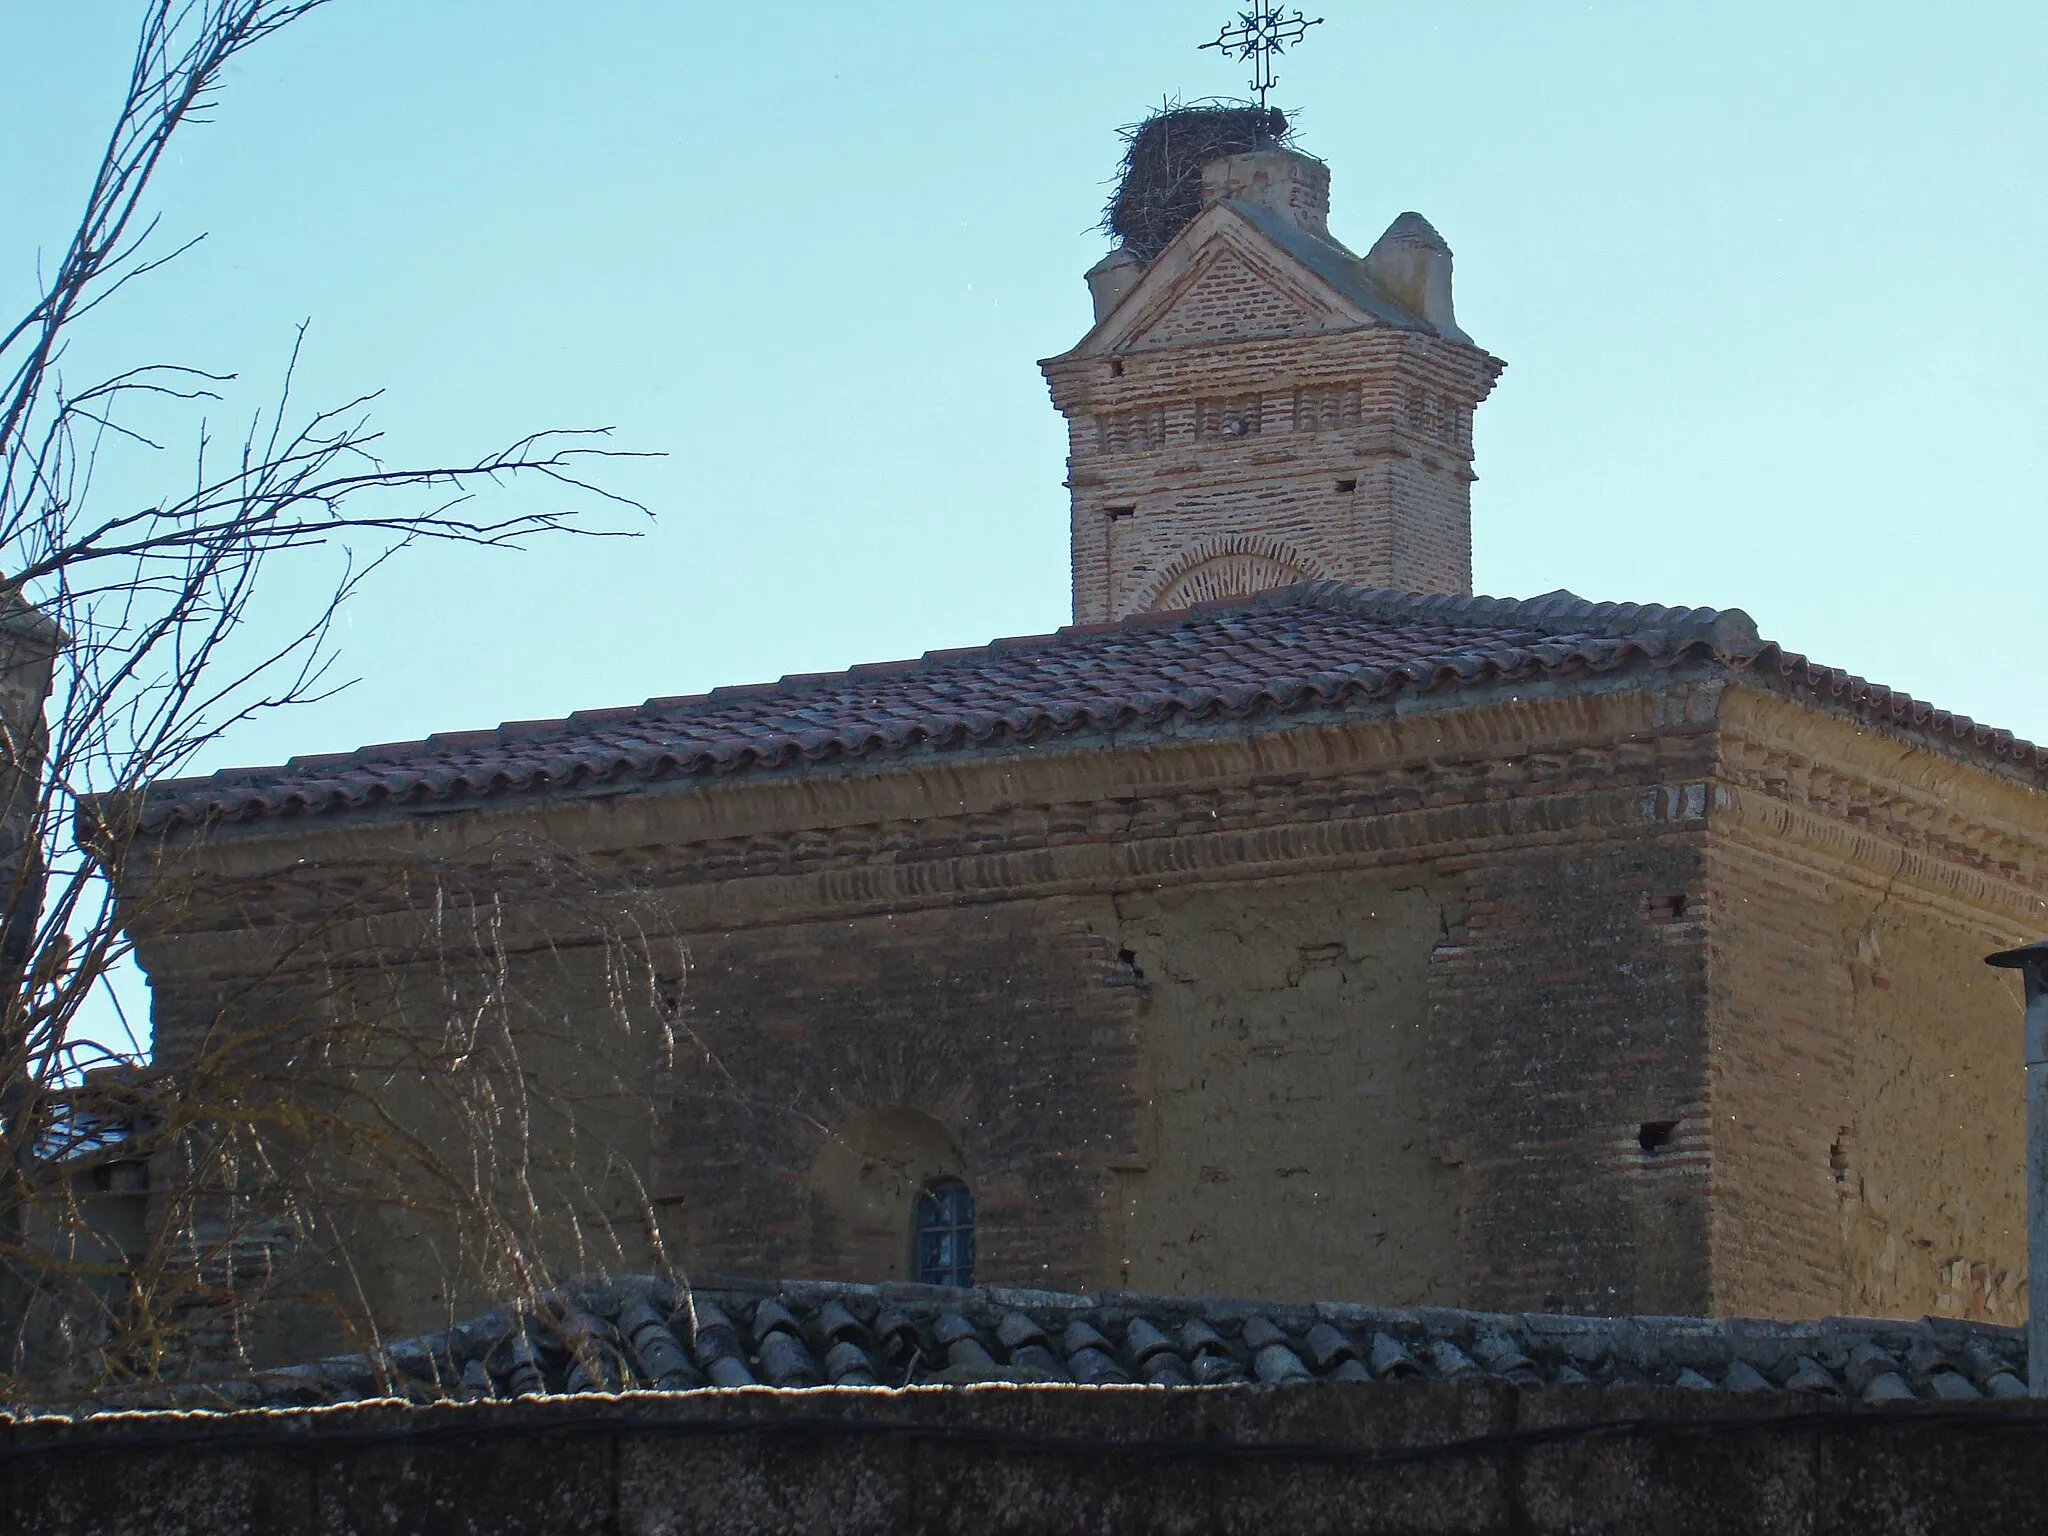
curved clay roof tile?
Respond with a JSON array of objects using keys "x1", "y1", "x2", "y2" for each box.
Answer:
[{"x1": 125, "y1": 583, "x2": 2044, "y2": 834}]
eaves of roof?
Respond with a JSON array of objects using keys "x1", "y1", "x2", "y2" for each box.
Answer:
[
  {"x1": 129, "y1": 583, "x2": 2048, "y2": 838},
  {"x1": 79, "y1": 1273, "x2": 2029, "y2": 1410}
]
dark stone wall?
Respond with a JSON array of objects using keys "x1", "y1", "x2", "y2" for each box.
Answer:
[{"x1": 10, "y1": 1384, "x2": 2048, "y2": 1535}]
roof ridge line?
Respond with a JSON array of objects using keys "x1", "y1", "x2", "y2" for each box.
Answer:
[
  {"x1": 136, "y1": 1271, "x2": 2022, "y2": 1411},
  {"x1": 207, "y1": 585, "x2": 1761, "y2": 780},
  {"x1": 1278, "y1": 581, "x2": 1762, "y2": 656}
]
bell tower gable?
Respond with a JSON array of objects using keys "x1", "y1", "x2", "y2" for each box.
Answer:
[
  {"x1": 1040, "y1": 131, "x2": 1505, "y2": 626},
  {"x1": 1061, "y1": 195, "x2": 1393, "y2": 359},
  {"x1": 1124, "y1": 243, "x2": 1325, "y2": 351}
]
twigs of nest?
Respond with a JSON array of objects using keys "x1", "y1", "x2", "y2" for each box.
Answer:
[{"x1": 1102, "y1": 100, "x2": 1292, "y2": 264}]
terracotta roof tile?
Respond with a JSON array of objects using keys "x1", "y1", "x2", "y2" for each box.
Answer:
[
  {"x1": 108, "y1": 1274, "x2": 2030, "y2": 1409},
  {"x1": 131, "y1": 582, "x2": 2046, "y2": 834}
]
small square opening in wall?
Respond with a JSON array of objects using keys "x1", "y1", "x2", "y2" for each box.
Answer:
[
  {"x1": 1646, "y1": 892, "x2": 1688, "y2": 922},
  {"x1": 1104, "y1": 505, "x2": 1136, "y2": 521},
  {"x1": 1108, "y1": 360, "x2": 1125, "y2": 378},
  {"x1": 1830, "y1": 1129, "x2": 1854, "y2": 1185},
  {"x1": 1638, "y1": 1120, "x2": 1679, "y2": 1154},
  {"x1": 1334, "y1": 478, "x2": 1358, "y2": 493}
]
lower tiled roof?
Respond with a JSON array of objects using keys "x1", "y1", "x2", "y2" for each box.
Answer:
[
  {"x1": 134, "y1": 583, "x2": 2048, "y2": 835},
  {"x1": 113, "y1": 1276, "x2": 2028, "y2": 1411}
]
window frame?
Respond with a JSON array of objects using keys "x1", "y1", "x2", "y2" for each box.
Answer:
[{"x1": 911, "y1": 1178, "x2": 975, "y2": 1288}]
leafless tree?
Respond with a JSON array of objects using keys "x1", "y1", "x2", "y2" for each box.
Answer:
[{"x1": 0, "y1": 0, "x2": 670, "y2": 1396}]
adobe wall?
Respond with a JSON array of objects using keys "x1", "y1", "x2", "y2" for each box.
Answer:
[
  {"x1": 123, "y1": 923, "x2": 679, "y2": 1369},
  {"x1": 659, "y1": 870, "x2": 1471, "y2": 1307},
  {"x1": 1033, "y1": 771, "x2": 1714, "y2": 1320},
  {"x1": 130, "y1": 671, "x2": 1736, "y2": 1343},
  {"x1": 630, "y1": 677, "x2": 1724, "y2": 1315},
  {"x1": 658, "y1": 900, "x2": 1145, "y2": 1293},
  {"x1": 1108, "y1": 872, "x2": 1460, "y2": 1304},
  {"x1": 1428, "y1": 812, "x2": 1714, "y2": 1317},
  {"x1": 1704, "y1": 684, "x2": 2048, "y2": 1324}
]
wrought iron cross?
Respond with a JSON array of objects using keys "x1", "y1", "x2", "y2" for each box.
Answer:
[{"x1": 1200, "y1": 4, "x2": 1324, "y2": 111}]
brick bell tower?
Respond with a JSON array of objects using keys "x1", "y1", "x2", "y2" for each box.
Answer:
[{"x1": 1040, "y1": 129, "x2": 1505, "y2": 624}]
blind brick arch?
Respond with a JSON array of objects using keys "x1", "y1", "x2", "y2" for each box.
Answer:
[{"x1": 1139, "y1": 534, "x2": 1326, "y2": 613}]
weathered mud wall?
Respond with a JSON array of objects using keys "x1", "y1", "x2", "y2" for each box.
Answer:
[
  {"x1": 1427, "y1": 823, "x2": 1715, "y2": 1318},
  {"x1": 122, "y1": 668, "x2": 2048, "y2": 1352},
  {"x1": 1108, "y1": 872, "x2": 1461, "y2": 1304},
  {"x1": 658, "y1": 900, "x2": 1145, "y2": 1294},
  {"x1": 1706, "y1": 687, "x2": 2048, "y2": 1323},
  {"x1": 124, "y1": 925, "x2": 679, "y2": 1368}
]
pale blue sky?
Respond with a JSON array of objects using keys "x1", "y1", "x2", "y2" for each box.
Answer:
[{"x1": 4, "y1": 0, "x2": 2045, "y2": 776}]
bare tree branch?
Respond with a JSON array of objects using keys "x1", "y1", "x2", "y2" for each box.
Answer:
[{"x1": 0, "y1": 0, "x2": 676, "y2": 1397}]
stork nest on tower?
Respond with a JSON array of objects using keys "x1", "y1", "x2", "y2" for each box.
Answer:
[{"x1": 1102, "y1": 102, "x2": 1291, "y2": 265}]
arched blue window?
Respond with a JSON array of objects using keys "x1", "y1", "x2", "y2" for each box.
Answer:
[{"x1": 913, "y1": 1179, "x2": 975, "y2": 1287}]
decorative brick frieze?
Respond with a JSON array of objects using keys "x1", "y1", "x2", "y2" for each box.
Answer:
[
  {"x1": 1043, "y1": 160, "x2": 1505, "y2": 621},
  {"x1": 1697, "y1": 686, "x2": 2042, "y2": 1325},
  {"x1": 1085, "y1": 388, "x2": 1472, "y2": 462},
  {"x1": 1293, "y1": 380, "x2": 1365, "y2": 433},
  {"x1": 139, "y1": 681, "x2": 1726, "y2": 942},
  {"x1": 1138, "y1": 533, "x2": 1326, "y2": 612},
  {"x1": 1712, "y1": 691, "x2": 2048, "y2": 922},
  {"x1": 1093, "y1": 404, "x2": 1169, "y2": 456}
]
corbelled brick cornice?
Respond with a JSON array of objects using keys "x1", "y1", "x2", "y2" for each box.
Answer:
[{"x1": 119, "y1": 582, "x2": 2046, "y2": 848}]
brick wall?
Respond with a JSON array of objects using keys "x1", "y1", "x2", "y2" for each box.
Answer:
[
  {"x1": 1430, "y1": 827, "x2": 1714, "y2": 1316},
  {"x1": 1139, "y1": 250, "x2": 1316, "y2": 347},
  {"x1": 1704, "y1": 687, "x2": 2046, "y2": 1323},
  {"x1": 0, "y1": 603, "x2": 56, "y2": 952},
  {"x1": 125, "y1": 670, "x2": 2048, "y2": 1350},
  {"x1": 656, "y1": 902, "x2": 1143, "y2": 1294},
  {"x1": 1044, "y1": 224, "x2": 1502, "y2": 621},
  {"x1": 1109, "y1": 872, "x2": 1465, "y2": 1304}
]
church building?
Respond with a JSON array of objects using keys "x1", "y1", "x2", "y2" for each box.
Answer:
[{"x1": 123, "y1": 113, "x2": 2048, "y2": 1362}]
